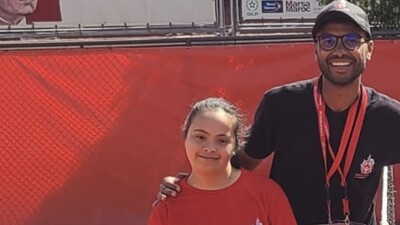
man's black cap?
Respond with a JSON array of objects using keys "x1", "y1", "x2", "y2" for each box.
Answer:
[{"x1": 312, "y1": 0, "x2": 371, "y2": 40}]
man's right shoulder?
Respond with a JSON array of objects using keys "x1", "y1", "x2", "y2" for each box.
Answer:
[{"x1": 264, "y1": 78, "x2": 315, "y2": 98}]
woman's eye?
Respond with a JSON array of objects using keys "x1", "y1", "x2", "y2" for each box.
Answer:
[
  {"x1": 194, "y1": 135, "x2": 205, "y2": 140},
  {"x1": 218, "y1": 139, "x2": 229, "y2": 145}
]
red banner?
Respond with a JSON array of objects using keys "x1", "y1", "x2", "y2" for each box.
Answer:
[{"x1": 0, "y1": 41, "x2": 399, "y2": 225}]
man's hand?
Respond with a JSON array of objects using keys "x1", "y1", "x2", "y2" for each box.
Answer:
[{"x1": 152, "y1": 173, "x2": 188, "y2": 207}]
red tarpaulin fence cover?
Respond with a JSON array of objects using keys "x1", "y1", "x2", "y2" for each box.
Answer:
[{"x1": 0, "y1": 41, "x2": 399, "y2": 225}]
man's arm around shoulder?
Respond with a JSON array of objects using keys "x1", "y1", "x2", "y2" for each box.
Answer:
[{"x1": 238, "y1": 150, "x2": 263, "y2": 171}]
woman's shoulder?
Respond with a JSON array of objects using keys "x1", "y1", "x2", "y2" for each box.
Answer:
[{"x1": 240, "y1": 170, "x2": 282, "y2": 189}]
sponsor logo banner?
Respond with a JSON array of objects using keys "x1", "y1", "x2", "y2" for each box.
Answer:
[{"x1": 241, "y1": 0, "x2": 323, "y2": 20}]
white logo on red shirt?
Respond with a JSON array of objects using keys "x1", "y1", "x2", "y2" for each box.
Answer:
[
  {"x1": 354, "y1": 154, "x2": 375, "y2": 179},
  {"x1": 254, "y1": 218, "x2": 263, "y2": 225}
]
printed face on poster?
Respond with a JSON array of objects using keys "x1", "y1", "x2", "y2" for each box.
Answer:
[{"x1": 0, "y1": 0, "x2": 217, "y2": 27}]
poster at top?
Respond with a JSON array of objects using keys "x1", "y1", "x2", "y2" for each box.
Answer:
[{"x1": 0, "y1": 0, "x2": 216, "y2": 28}]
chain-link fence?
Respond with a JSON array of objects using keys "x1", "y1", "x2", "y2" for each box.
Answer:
[
  {"x1": 0, "y1": 0, "x2": 398, "y2": 49},
  {"x1": 317, "y1": 0, "x2": 400, "y2": 36},
  {"x1": 0, "y1": 51, "x2": 133, "y2": 225}
]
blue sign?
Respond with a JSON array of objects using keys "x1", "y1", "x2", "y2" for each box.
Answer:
[{"x1": 262, "y1": 0, "x2": 283, "y2": 13}]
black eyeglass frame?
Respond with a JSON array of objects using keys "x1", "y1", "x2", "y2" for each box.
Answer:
[{"x1": 315, "y1": 33, "x2": 369, "y2": 51}]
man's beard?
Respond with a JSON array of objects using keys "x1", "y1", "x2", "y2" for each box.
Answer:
[{"x1": 318, "y1": 58, "x2": 364, "y2": 86}]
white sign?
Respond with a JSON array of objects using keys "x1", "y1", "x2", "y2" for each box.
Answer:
[
  {"x1": 1, "y1": 0, "x2": 217, "y2": 27},
  {"x1": 241, "y1": 0, "x2": 323, "y2": 21},
  {"x1": 59, "y1": 0, "x2": 217, "y2": 26}
]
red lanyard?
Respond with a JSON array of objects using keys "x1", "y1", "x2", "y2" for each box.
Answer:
[{"x1": 313, "y1": 77, "x2": 368, "y2": 223}]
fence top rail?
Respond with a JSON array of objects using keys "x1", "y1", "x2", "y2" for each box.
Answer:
[{"x1": 0, "y1": 21, "x2": 399, "y2": 50}]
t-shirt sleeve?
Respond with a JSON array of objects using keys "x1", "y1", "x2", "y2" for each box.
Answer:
[
  {"x1": 386, "y1": 99, "x2": 400, "y2": 164},
  {"x1": 245, "y1": 91, "x2": 277, "y2": 159},
  {"x1": 265, "y1": 180, "x2": 298, "y2": 225},
  {"x1": 147, "y1": 202, "x2": 168, "y2": 225}
]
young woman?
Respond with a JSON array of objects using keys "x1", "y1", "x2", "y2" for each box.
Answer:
[{"x1": 148, "y1": 97, "x2": 296, "y2": 225}]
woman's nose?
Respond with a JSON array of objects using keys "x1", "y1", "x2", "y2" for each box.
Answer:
[{"x1": 203, "y1": 142, "x2": 217, "y2": 152}]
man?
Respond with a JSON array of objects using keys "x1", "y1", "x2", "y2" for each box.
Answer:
[
  {"x1": 157, "y1": 1, "x2": 400, "y2": 224},
  {"x1": 0, "y1": 0, "x2": 38, "y2": 25}
]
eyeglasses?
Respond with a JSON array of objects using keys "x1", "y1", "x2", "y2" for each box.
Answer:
[{"x1": 315, "y1": 33, "x2": 366, "y2": 51}]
